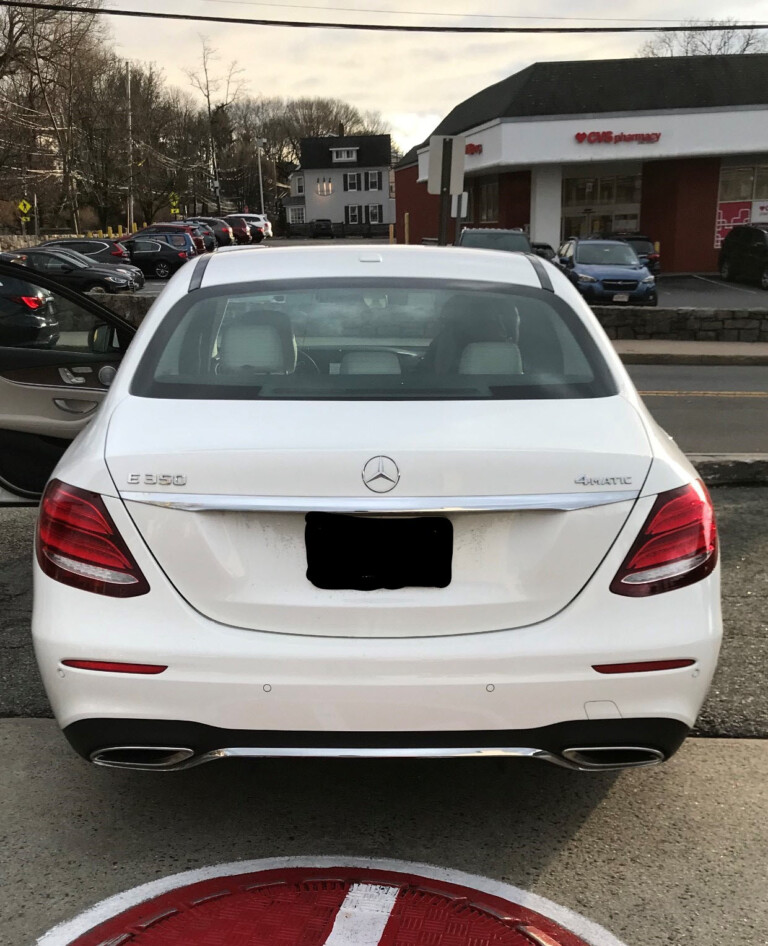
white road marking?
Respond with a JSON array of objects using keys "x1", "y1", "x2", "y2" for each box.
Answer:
[
  {"x1": 37, "y1": 856, "x2": 631, "y2": 946},
  {"x1": 691, "y1": 274, "x2": 759, "y2": 295},
  {"x1": 323, "y1": 883, "x2": 399, "y2": 945}
]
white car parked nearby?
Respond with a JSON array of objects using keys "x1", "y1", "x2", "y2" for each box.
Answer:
[
  {"x1": 2, "y1": 246, "x2": 721, "y2": 772},
  {"x1": 239, "y1": 213, "x2": 272, "y2": 238}
]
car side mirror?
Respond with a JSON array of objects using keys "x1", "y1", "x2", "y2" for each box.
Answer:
[
  {"x1": 59, "y1": 264, "x2": 73, "y2": 273},
  {"x1": 88, "y1": 323, "x2": 118, "y2": 354}
]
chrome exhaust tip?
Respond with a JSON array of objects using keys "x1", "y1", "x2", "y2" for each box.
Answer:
[
  {"x1": 90, "y1": 746, "x2": 196, "y2": 771},
  {"x1": 560, "y1": 746, "x2": 665, "y2": 771}
]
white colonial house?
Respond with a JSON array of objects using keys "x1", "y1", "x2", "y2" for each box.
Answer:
[{"x1": 285, "y1": 134, "x2": 396, "y2": 233}]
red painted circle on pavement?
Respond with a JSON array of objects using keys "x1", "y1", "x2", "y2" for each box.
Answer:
[{"x1": 64, "y1": 867, "x2": 595, "y2": 946}]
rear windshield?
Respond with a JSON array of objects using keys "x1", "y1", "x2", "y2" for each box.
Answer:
[
  {"x1": 131, "y1": 278, "x2": 617, "y2": 400},
  {"x1": 575, "y1": 243, "x2": 639, "y2": 266},
  {"x1": 625, "y1": 239, "x2": 654, "y2": 255},
  {"x1": 459, "y1": 231, "x2": 531, "y2": 253}
]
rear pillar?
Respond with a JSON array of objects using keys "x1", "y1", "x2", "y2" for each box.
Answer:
[{"x1": 530, "y1": 165, "x2": 562, "y2": 249}]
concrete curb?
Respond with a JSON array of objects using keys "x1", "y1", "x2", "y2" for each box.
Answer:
[
  {"x1": 688, "y1": 454, "x2": 768, "y2": 486},
  {"x1": 620, "y1": 352, "x2": 768, "y2": 366}
]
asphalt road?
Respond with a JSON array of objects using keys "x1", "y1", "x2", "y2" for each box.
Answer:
[
  {"x1": 1, "y1": 487, "x2": 766, "y2": 737},
  {"x1": 628, "y1": 364, "x2": 768, "y2": 453},
  {"x1": 656, "y1": 273, "x2": 768, "y2": 308}
]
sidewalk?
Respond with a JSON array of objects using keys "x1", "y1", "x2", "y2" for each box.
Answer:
[
  {"x1": 615, "y1": 339, "x2": 768, "y2": 365},
  {"x1": 2, "y1": 720, "x2": 765, "y2": 946}
]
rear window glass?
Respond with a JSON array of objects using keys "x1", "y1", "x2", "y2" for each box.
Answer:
[
  {"x1": 575, "y1": 243, "x2": 639, "y2": 266},
  {"x1": 131, "y1": 278, "x2": 617, "y2": 401},
  {"x1": 459, "y1": 231, "x2": 531, "y2": 253},
  {"x1": 626, "y1": 239, "x2": 654, "y2": 255}
]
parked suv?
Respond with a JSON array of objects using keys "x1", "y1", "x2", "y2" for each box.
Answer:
[
  {"x1": 557, "y1": 238, "x2": 657, "y2": 306},
  {"x1": 719, "y1": 225, "x2": 768, "y2": 289},
  {"x1": 604, "y1": 233, "x2": 661, "y2": 275},
  {"x1": 457, "y1": 228, "x2": 532, "y2": 253},
  {"x1": 185, "y1": 217, "x2": 234, "y2": 247}
]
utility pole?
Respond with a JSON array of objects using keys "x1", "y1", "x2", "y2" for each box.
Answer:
[
  {"x1": 256, "y1": 138, "x2": 266, "y2": 214},
  {"x1": 126, "y1": 61, "x2": 134, "y2": 232}
]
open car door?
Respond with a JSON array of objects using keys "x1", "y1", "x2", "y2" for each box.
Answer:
[{"x1": 0, "y1": 260, "x2": 136, "y2": 504}]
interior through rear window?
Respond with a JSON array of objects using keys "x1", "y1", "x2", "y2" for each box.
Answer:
[{"x1": 131, "y1": 278, "x2": 617, "y2": 400}]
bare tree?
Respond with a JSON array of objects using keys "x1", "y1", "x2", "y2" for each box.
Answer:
[
  {"x1": 638, "y1": 19, "x2": 767, "y2": 57},
  {"x1": 186, "y1": 37, "x2": 246, "y2": 213}
]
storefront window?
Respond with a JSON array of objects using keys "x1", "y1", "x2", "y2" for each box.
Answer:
[
  {"x1": 719, "y1": 168, "x2": 755, "y2": 201},
  {"x1": 613, "y1": 214, "x2": 639, "y2": 232},
  {"x1": 754, "y1": 168, "x2": 768, "y2": 199},
  {"x1": 477, "y1": 179, "x2": 499, "y2": 222},
  {"x1": 563, "y1": 178, "x2": 596, "y2": 205},
  {"x1": 615, "y1": 176, "x2": 641, "y2": 203},
  {"x1": 598, "y1": 178, "x2": 615, "y2": 204}
]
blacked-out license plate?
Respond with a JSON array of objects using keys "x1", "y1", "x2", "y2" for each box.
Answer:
[{"x1": 305, "y1": 512, "x2": 453, "y2": 591}]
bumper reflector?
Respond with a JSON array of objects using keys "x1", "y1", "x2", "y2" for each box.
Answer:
[
  {"x1": 62, "y1": 660, "x2": 167, "y2": 675},
  {"x1": 593, "y1": 659, "x2": 695, "y2": 674}
]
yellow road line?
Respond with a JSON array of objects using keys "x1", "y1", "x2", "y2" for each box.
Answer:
[{"x1": 640, "y1": 390, "x2": 768, "y2": 398}]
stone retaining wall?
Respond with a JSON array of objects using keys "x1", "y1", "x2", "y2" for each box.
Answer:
[
  {"x1": 98, "y1": 296, "x2": 768, "y2": 343},
  {"x1": 593, "y1": 307, "x2": 768, "y2": 342}
]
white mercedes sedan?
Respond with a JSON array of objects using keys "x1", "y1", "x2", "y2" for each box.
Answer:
[{"x1": 2, "y1": 245, "x2": 721, "y2": 771}]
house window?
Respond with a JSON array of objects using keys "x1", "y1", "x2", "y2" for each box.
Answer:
[
  {"x1": 345, "y1": 205, "x2": 362, "y2": 225},
  {"x1": 316, "y1": 177, "x2": 333, "y2": 196},
  {"x1": 289, "y1": 207, "x2": 305, "y2": 224},
  {"x1": 365, "y1": 170, "x2": 382, "y2": 191},
  {"x1": 296, "y1": 176, "x2": 304, "y2": 195},
  {"x1": 477, "y1": 179, "x2": 499, "y2": 223},
  {"x1": 343, "y1": 172, "x2": 361, "y2": 192},
  {"x1": 368, "y1": 204, "x2": 383, "y2": 224},
  {"x1": 332, "y1": 148, "x2": 358, "y2": 162}
]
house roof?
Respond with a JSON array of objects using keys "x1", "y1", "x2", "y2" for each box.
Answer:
[
  {"x1": 397, "y1": 53, "x2": 768, "y2": 168},
  {"x1": 300, "y1": 134, "x2": 391, "y2": 169}
]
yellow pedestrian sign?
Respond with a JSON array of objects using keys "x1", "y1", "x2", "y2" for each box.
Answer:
[{"x1": 18, "y1": 199, "x2": 31, "y2": 215}]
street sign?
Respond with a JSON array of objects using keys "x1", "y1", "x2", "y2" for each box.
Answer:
[
  {"x1": 427, "y1": 135, "x2": 465, "y2": 195},
  {"x1": 20, "y1": 216, "x2": 30, "y2": 223},
  {"x1": 451, "y1": 191, "x2": 469, "y2": 218},
  {"x1": 170, "y1": 207, "x2": 180, "y2": 216},
  {"x1": 18, "y1": 199, "x2": 31, "y2": 215}
]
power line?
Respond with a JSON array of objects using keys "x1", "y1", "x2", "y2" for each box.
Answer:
[
  {"x1": 202, "y1": 0, "x2": 701, "y2": 25},
  {"x1": 0, "y1": 0, "x2": 765, "y2": 34}
]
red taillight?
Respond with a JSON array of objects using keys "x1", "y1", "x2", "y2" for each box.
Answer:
[
  {"x1": 111, "y1": 247, "x2": 127, "y2": 257},
  {"x1": 610, "y1": 480, "x2": 717, "y2": 597},
  {"x1": 63, "y1": 660, "x2": 166, "y2": 674},
  {"x1": 178, "y1": 251, "x2": 188, "y2": 259},
  {"x1": 36, "y1": 479, "x2": 149, "y2": 597},
  {"x1": 11, "y1": 295, "x2": 43, "y2": 310}
]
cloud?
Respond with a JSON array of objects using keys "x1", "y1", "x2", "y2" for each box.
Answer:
[{"x1": 108, "y1": 0, "x2": 767, "y2": 149}]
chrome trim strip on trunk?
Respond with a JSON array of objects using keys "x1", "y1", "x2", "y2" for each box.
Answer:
[{"x1": 119, "y1": 490, "x2": 639, "y2": 514}]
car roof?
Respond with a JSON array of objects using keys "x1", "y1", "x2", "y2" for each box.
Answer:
[{"x1": 198, "y1": 244, "x2": 543, "y2": 290}]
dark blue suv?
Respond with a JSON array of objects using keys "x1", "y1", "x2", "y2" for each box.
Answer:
[{"x1": 557, "y1": 238, "x2": 657, "y2": 306}]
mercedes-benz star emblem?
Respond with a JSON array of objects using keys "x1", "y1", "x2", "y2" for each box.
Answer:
[{"x1": 362, "y1": 456, "x2": 400, "y2": 493}]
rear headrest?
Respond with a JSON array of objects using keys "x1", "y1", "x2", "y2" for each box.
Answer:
[
  {"x1": 458, "y1": 341, "x2": 523, "y2": 375},
  {"x1": 340, "y1": 351, "x2": 401, "y2": 375},
  {"x1": 217, "y1": 308, "x2": 297, "y2": 374}
]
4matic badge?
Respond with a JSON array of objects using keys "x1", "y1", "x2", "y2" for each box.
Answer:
[{"x1": 575, "y1": 475, "x2": 632, "y2": 486}]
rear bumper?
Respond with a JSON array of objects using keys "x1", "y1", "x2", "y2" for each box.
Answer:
[{"x1": 64, "y1": 716, "x2": 690, "y2": 770}]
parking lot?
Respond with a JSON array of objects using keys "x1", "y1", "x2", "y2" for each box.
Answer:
[{"x1": 1, "y1": 483, "x2": 767, "y2": 945}]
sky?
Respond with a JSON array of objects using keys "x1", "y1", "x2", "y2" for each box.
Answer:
[{"x1": 105, "y1": 0, "x2": 768, "y2": 150}]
